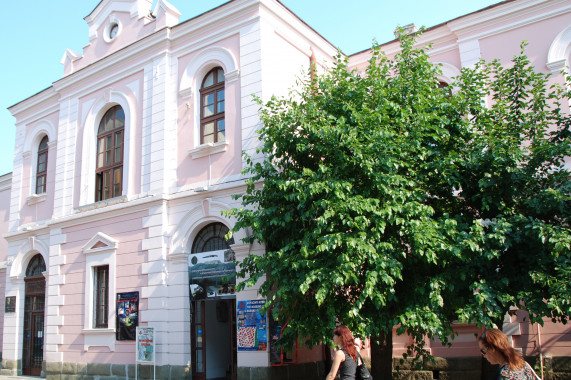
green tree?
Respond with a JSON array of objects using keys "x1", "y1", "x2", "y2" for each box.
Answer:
[{"x1": 229, "y1": 33, "x2": 571, "y2": 378}]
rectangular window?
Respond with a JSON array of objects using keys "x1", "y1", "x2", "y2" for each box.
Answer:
[{"x1": 94, "y1": 265, "x2": 109, "y2": 328}]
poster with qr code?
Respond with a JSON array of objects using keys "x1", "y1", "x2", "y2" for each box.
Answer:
[{"x1": 236, "y1": 299, "x2": 267, "y2": 351}]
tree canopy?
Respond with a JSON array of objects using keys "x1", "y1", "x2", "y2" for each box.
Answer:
[{"x1": 229, "y1": 32, "x2": 571, "y2": 363}]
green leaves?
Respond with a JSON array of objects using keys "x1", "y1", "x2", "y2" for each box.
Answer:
[{"x1": 228, "y1": 32, "x2": 571, "y2": 358}]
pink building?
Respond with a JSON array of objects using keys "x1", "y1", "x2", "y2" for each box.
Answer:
[{"x1": 0, "y1": 0, "x2": 569, "y2": 379}]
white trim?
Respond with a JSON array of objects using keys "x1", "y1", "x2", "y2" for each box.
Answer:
[
  {"x1": 22, "y1": 121, "x2": 56, "y2": 196},
  {"x1": 103, "y1": 16, "x2": 121, "y2": 44},
  {"x1": 82, "y1": 232, "x2": 117, "y2": 351},
  {"x1": 179, "y1": 46, "x2": 239, "y2": 97},
  {"x1": 547, "y1": 25, "x2": 571, "y2": 73},
  {"x1": 9, "y1": 237, "x2": 49, "y2": 281},
  {"x1": 169, "y1": 198, "x2": 250, "y2": 257},
  {"x1": 179, "y1": 46, "x2": 239, "y2": 152},
  {"x1": 26, "y1": 193, "x2": 47, "y2": 206},
  {"x1": 435, "y1": 62, "x2": 461, "y2": 85},
  {"x1": 188, "y1": 141, "x2": 229, "y2": 159},
  {"x1": 79, "y1": 91, "x2": 136, "y2": 207}
]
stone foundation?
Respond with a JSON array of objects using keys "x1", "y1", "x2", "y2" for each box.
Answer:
[
  {"x1": 1, "y1": 359, "x2": 20, "y2": 376},
  {"x1": 392, "y1": 355, "x2": 571, "y2": 380},
  {"x1": 238, "y1": 361, "x2": 326, "y2": 380},
  {"x1": 44, "y1": 362, "x2": 191, "y2": 380},
  {"x1": 2, "y1": 356, "x2": 569, "y2": 380}
]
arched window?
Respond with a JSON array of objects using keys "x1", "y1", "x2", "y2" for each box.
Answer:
[
  {"x1": 26, "y1": 254, "x2": 46, "y2": 278},
  {"x1": 438, "y1": 81, "x2": 452, "y2": 97},
  {"x1": 200, "y1": 67, "x2": 225, "y2": 145},
  {"x1": 191, "y1": 222, "x2": 234, "y2": 253},
  {"x1": 35, "y1": 136, "x2": 49, "y2": 194},
  {"x1": 96, "y1": 105, "x2": 124, "y2": 201}
]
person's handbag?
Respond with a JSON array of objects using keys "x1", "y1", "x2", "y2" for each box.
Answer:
[{"x1": 356, "y1": 353, "x2": 373, "y2": 380}]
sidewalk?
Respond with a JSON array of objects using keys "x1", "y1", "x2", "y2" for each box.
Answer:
[{"x1": 0, "y1": 376, "x2": 41, "y2": 380}]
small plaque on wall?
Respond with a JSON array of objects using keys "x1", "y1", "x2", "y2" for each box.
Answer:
[{"x1": 5, "y1": 296, "x2": 16, "y2": 313}]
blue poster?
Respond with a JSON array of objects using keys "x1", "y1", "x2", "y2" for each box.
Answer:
[{"x1": 237, "y1": 299, "x2": 267, "y2": 351}]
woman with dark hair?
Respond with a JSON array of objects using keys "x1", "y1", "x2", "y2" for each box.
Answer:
[
  {"x1": 478, "y1": 328, "x2": 540, "y2": 380},
  {"x1": 326, "y1": 325, "x2": 358, "y2": 380}
]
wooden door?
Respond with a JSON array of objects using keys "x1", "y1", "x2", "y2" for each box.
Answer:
[
  {"x1": 191, "y1": 300, "x2": 206, "y2": 380},
  {"x1": 23, "y1": 277, "x2": 45, "y2": 376}
]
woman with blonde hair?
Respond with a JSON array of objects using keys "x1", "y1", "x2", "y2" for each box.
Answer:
[
  {"x1": 326, "y1": 325, "x2": 358, "y2": 380},
  {"x1": 478, "y1": 328, "x2": 540, "y2": 379}
]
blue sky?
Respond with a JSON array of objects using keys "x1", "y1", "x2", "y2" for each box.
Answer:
[{"x1": 0, "y1": 0, "x2": 503, "y2": 176}]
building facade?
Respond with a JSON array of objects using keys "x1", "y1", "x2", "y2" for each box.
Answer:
[{"x1": 0, "y1": 0, "x2": 569, "y2": 380}]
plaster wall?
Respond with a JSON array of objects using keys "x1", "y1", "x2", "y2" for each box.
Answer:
[
  {"x1": 71, "y1": 71, "x2": 145, "y2": 208},
  {"x1": 56, "y1": 209, "x2": 148, "y2": 364},
  {"x1": 176, "y1": 35, "x2": 243, "y2": 188}
]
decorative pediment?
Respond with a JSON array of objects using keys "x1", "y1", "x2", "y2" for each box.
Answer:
[{"x1": 82, "y1": 232, "x2": 118, "y2": 255}]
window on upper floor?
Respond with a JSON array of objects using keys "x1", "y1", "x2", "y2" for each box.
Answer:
[
  {"x1": 96, "y1": 105, "x2": 124, "y2": 202},
  {"x1": 35, "y1": 136, "x2": 49, "y2": 194},
  {"x1": 438, "y1": 81, "x2": 452, "y2": 97},
  {"x1": 200, "y1": 67, "x2": 225, "y2": 145}
]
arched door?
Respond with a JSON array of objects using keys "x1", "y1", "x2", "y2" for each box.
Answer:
[
  {"x1": 189, "y1": 223, "x2": 237, "y2": 380},
  {"x1": 22, "y1": 254, "x2": 46, "y2": 376}
]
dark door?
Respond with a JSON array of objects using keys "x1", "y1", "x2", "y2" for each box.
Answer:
[
  {"x1": 191, "y1": 300, "x2": 206, "y2": 380},
  {"x1": 23, "y1": 277, "x2": 45, "y2": 376},
  {"x1": 229, "y1": 298, "x2": 237, "y2": 380}
]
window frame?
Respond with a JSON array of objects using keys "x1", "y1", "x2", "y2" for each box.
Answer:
[
  {"x1": 35, "y1": 136, "x2": 49, "y2": 194},
  {"x1": 94, "y1": 265, "x2": 109, "y2": 328},
  {"x1": 95, "y1": 105, "x2": 125, "y2": 202},
  {"x1": 199, "y1": 67, "x2": 226, "y2": 145},
  {"x1": 82, "y1": 232, "x2": 117, "y2": 351}
]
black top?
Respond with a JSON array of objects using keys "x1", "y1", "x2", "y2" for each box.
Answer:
[{"x1": 338, "y1": 350, "x2": 357, "y2": 380}]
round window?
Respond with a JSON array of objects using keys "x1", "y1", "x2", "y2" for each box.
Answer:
[{"x1": 109, "y1": 23, "x2": 119, "y2": 39}]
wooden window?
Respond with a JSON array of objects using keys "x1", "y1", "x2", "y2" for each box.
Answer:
[
  {"x1": 35, "y1": 136, "x2": 49, "y2": 194},
  {"x1": 94, "y1": 265, "x2": 109, "y2": 328},
  {"x1": 191, "y1": 222, "x2": 234, "y2": 253},
  {"x1": 200, "y1": 67, "x2": 225, "y2": 145},
  {"x1": 438, "y1": 81, "x2": 452, "y2": 97},
  {"x1": 96, "y1": 106, "x2": 124, "y2": 201}
]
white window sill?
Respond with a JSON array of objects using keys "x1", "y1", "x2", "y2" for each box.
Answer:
[
  {"x1": 26, "y1": 193, "x2": 47, "y2": 206},
  {"x1": 82, "y1": 328, "x2": 116, "y2": 352},
  {"x1": 81, "y1": 328, "x2": 115, "y2": 335},
  {"x1": 188, "y1": 141, "x2": 229, "y2": 159},
  {"x1": 76, "y1": 195, "x2": 128, "y2": 213}
]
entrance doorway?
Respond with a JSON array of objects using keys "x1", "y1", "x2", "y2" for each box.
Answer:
[
  {"x1": 191, "y1": 298, "x2": 237, "y2": 380},
  {"x1": 189, "y1": 223, "x2": 237, "y2": 380},
  {"x1": 22, "y1": 254, "x2": 46, "y2": 376}
]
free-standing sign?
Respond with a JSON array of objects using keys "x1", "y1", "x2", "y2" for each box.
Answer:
[
  {"x1": 117, "y1": 292, "x2": 139, "y2": 340},
  {"x1": 136, "y1": 327, "x2": 155, "y2": 363},
  {"x1": 236, "y1": 299, "x2": 267, "y2": 351}
]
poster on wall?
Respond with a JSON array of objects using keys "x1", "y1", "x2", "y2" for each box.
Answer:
[
  {"x1": 116, "y1": 291, "x2": 139, "y2": 340},
  {"x1": 269, "y1": 316, "x2": 282, "y2": 363},
  {"x1": 237, "y1": 299, "x2": 267, "y2": 351},
  {"x1": 5, "y1": 296, "x2": 16, "y2": 313},
  {"x1": 188, "y1": 250, "x2": 236, "y2": 300},
  {"x1": 136, "y1": 327, "x2": 155, "y2": 363}
]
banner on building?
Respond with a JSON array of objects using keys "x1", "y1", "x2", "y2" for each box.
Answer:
[
  {"x1": 116, "y1": 291, "x2": 139, "y2": 340},
  {"x1": 188, "y1": 249, "x2": 236, "y2": 300},
  {"x1": 237, "y1": 299, "x2": 267, "y2": 351},
  {"x1": 136, "y1": 327, "x2": 155, "y2": 363}
]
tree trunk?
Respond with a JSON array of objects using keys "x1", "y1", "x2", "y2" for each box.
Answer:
[{"x1": 371, "y1": 331, "x2": 393, "y2": 380}]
